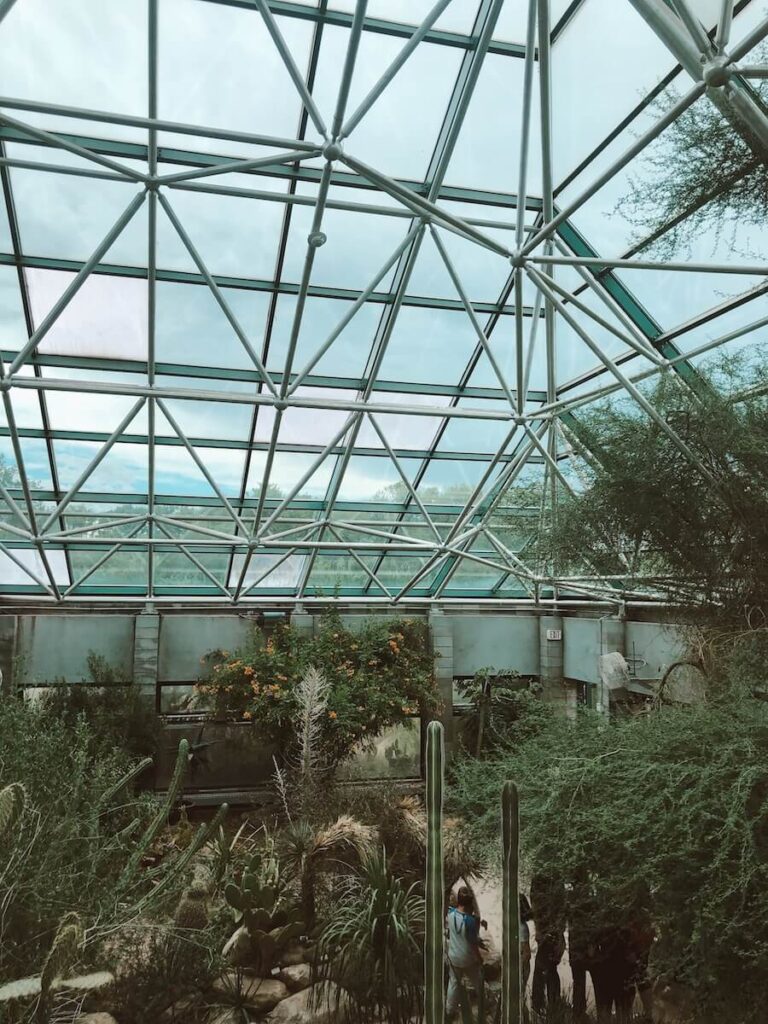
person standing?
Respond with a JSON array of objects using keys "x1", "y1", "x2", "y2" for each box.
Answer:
[
  {"x1": 446, "y1": 886, "x2": 483, "y2": 1020},
  {"x1": 531, "y1": 870, "x2": 566, "y2": 1015}
]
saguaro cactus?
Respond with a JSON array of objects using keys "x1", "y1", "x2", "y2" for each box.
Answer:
[
  {"x1": 501, "y1": 781, "x2": 521, "y2": 1024},
  {"x1": 425, "y1": 719, "x2": 445, "y2": 1024}
]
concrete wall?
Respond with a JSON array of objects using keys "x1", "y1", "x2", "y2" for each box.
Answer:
[{"x1": 0, "y1": 607, "x2": 686, "y2": 696}]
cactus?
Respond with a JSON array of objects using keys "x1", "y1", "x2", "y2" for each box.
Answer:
[
  {"x1": 0, "y1": 782, "x2": 25, "y2": 839},
  {"x1": 38, "y1": 912, "x2": 83, "y2": 1021},
  {"x1": 425, "y1": 720, "x2": 445, "y2": 1024},
  {"x1": 501, "y1": 782, "x2": 521, "y2": 1024},
  {"x1": 224, "y1": 842, "x2": 303, "y2": 975},
  {"x1": 174, "y1": 884, "x2": 209, "y2": 930},
  {"x1": 118, "y1": 738, "x2": 189, "y2": 890}
]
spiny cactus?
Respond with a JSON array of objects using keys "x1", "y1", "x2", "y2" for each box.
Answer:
[
  {"x1": 501, "y1": 782, "x2": 521, "y2": 1024},
  {"x1": 0, "y1": 782, "x2": 25, "y2": 839},
  {"x1": 424, "y1": 720, "x2": 445, "y2": 1024},
  {"x1": 38, "y1": 912, "x2": 84, "y2": 1021},
  {"x1": 118, "y1": 738, "x2": 190, "y2": 890},
  {"x1": 174, "y1": 884, "x2": 209, "y2": 930}
]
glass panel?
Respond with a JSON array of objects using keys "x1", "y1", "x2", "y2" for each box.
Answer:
[
  {"x1": 281, "y1": 189, "x2": 407, "y2": 292},
  {"x1": 10, "y1": 167, "x2": 147, "y2": 266},
  {"x1": 154, "y1": 549, "x2": 229, "y2": 588},
  {"x1": 445, "y1": 53, "x2": 542, "y2": 194},
  {"x1": 339, "y1": 718, "x2": 421, "y2": 780},
  {"x1": 228, "y1": 552, "x2": 305, "y2": 589},
  {"x1": 376, "y1": 306, "x2": 482, "y2": 386},
  {"x1": 0, "y1": 547, "x2": 68, "y2": 586},
  {"x1": 267, "y1": 294, "x2": 381, "y2": 380},
  {"x1": 312, "y1": 23, "x2": 463, "y2": 180},
  {"x1": 156, "y1": 185, "x2": 285, "y2": 281},
  {"x1": 0, "y1": 436, "x2": 52, "y2": 489},
  {"x1": 27, "y1": 269, "x2": 148, "y2": 361},
  {"x1": 68, "y1": 547, "x2": 148, "y2": 589},
  {"x1": 335, "y1": 453, "x2": 419, "y2": 503},
  {"x1": 154, "y1": 442, "x2": 245, "y2": 498},
  {"x1": 155, "y1": 280, "x2": 271, "y2": 370},
  {"x1": 0, "y1": 0, "x2": 147, "y2": 118},
  {"x1": 246, "y1": 449, "x2": 336, "y2": 500},
  {"x1": 53, "y1": 440, "x2": 148, "y2": 495},
  {"x1": 159, "y1": 0, "x2": 312, "y2": 140}
]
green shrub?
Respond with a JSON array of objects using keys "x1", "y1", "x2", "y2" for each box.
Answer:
[
  {"x1": 195, "y1": 611, "x2": 436, "y2": 767},
  {"x1": 450, "y1": 678, "x2": 768, "y2": 1021}
]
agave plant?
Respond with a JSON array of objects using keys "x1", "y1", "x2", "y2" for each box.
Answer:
[
  {"x1": 279, "y1": 815, "x2": 377, "y2": 932},
  {"x1": 313, "y1": 848, "x2": 425, "y2": 1024}
]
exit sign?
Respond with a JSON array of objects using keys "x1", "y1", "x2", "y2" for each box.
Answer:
[{"x1": 546, "y1": 629, "x2": 562, "y2": 641}]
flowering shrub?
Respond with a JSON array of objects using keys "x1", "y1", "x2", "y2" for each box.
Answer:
[{"x1": 195, "y1": 612, "x2": 437, "y2": 766}]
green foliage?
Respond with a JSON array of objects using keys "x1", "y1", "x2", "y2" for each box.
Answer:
[
  {"x1": 457, "y1": 670, "x2": 552, "y2": 755},
  {"x1": 104, "y1": 924, "x2": 227, "y2": 1024},
  {"x1": 450, "y1": 672, "x2": 768, "y2": 1021},
  {"x1": 196, "y1": 610, "x2": 436, "y2": 767},
  {"x1": 619, "y1": 66, "x2": 768, "y2": 258},
  {"x1": 0, "y1": 697, "x2": 227, "y2": 1003},
  {"x1": 313, "y1": 849, "x2": 425, "y2": 1024},
  {"x1": 547, "y1": 361, "x2": 768, "y2": 624},
  {"x1": 39, "y1": 653, "x2": 161, "y2": 762}
]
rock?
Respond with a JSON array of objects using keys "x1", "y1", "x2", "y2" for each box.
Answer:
[
  {"x1": 266, "y1": 982, "x2": 349, "y2": 1024},
  {"x1": 160, "y1": 995, "x2": 201, "y2": 1021},
  {"x1": 479, "y1": 934, "x2": 501, "y2": 981},
  {"x1": 222, "y1": 924, "x2": 254, "y2": 967},
  {"x1": 278, "y1": 963, "x2": 311, "y2": 992},
  {"x1": 213, "y1": 974, "x2": 288, "y2": 1014},
  {"x1": 77, "y1": 1016, "x2": 118, "y2": 1024}
]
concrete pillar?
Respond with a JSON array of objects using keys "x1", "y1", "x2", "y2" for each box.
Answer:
[
  {"x1": 429, "y1": 609, "x2": 454, "y2": 756},
  {"x1": 0, "y1": 615, "x2": 16, "y2": 696},
  {"x1": 290, "y1": 603, "x2": 315, "y2": 639},
  {"x1": 133, "y1": 604, "x2": 160, "y2": 705},
  {"x1": 539, "y1": 614, "x2": 568, "y2": 714}
]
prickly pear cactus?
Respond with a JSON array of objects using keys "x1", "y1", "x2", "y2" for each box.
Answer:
[{"x1": 224, "y1": 849, "x2": 303, "y2": 975}]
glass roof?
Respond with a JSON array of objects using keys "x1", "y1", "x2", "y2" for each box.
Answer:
[{"x1": 0, "y1": 0, "x2": 765, "y2": 602}]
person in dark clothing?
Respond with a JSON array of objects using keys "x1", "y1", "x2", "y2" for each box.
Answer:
[
  {"x1": 520, "y1": 891, "x2": 533, "y2": 992},
  {"x1": 531, "y1": 871, "x2": 566, "y2": 1015},
  {"x1": 590, "y1": 926, "x2": 635, "y2": 1024},
  {"x1": 568, "y1": 867, "x2": 598, "y2": 1021}
]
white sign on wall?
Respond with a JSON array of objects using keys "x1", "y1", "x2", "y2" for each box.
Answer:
[{"x1": 546, "y1": 628, "x2": 562, "y2": 641}]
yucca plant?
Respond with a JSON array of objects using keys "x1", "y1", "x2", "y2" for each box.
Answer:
[
  {"x1": 313, "y1": 848, "x2": 425, "y2": 1024},
  {"x1": 280, "y1": 814, "x2": 376, "y2": 931}
]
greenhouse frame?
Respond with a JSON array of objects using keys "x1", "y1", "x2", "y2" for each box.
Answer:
[{"x1": 0, "y1": 0, "x2": 766, "y2": 605}]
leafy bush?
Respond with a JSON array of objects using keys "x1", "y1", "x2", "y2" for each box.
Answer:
[
  {"x1": 0, "y1": 696, "x2": 157, "y2": 987},
  {"x1": 450, "y1": 672, "x2": 768, "y2": 1021},
  {"x1": 195, "y1": 611, "x2": 436, "y2": 766},
  {"x1": 456, "y1": 668, "x2": 552, "y2": 755},
  {"x1": 312, "y1": 849, "x2": 425, "y2": 1024}
]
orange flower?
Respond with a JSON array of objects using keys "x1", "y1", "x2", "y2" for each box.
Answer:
[
  {"x1": 242, "y1": 710, "x2": 253, "y2": 720},
  {"x1": 243, "y1": 666, "x2": 254, "y2": 676},
  {"x1": 328, "y1": 711, "x2": 337, "y2": 719}
]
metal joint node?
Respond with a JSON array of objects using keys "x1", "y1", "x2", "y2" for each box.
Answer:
[
  {"x1": 509, "y1": 251, "x2": 526, "y2": 270},
  {"x1": 273, "y1": 400, "x2": 287, "y2": 411},
  {"x1": 323, "y1": 141, "x2": 343, "y2": 162},
  {"x1": 308, "y1": 231, "x2": 327, "y2": 249},
  {"x1": 702, "y1": 56, "x2": 732, "y2": 88},
  {"x1": 145, "y1": 178, "x2": 160, "y2": 193}
]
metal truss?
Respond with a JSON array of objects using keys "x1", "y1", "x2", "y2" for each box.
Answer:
[{"x1": 0, "y1": 0, "x2": 765, "y2": 606}]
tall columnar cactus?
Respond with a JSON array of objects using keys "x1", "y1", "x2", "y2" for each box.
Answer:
[
  {"x1": 501, "y1": 782, "x2": 521, "y2": 1024},
  {"x1": 118, "y1": 738, "x2": 190, "y2": 890},
  {"x1": 425, "y1": 720, "x2": 445, "y2": 1024}
]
